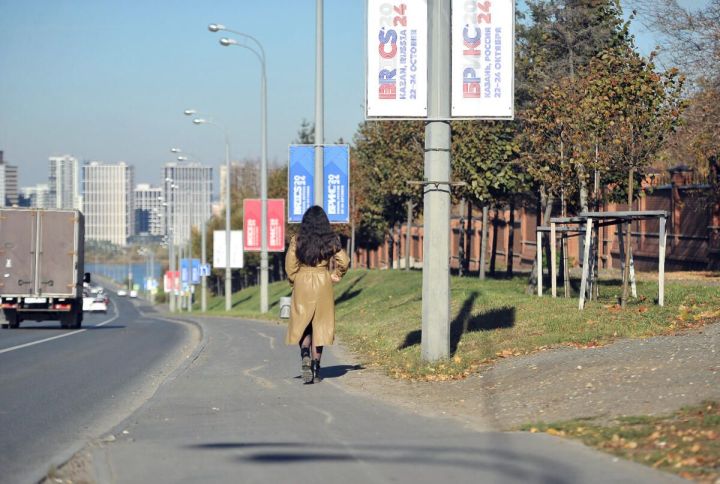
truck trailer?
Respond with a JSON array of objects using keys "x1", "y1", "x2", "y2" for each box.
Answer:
[{"x1": 0, "y1": 208, "x2": 87, "y2": 329}]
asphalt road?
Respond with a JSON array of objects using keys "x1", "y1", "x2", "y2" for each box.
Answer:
[
  {"x1": 94, "y1": 315, "x2": 685, "y2": 484},
  {"x1": 0, "y1": 293, "x2": 192, "y2": 484}
]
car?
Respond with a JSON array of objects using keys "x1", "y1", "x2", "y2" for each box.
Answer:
[
  {"x1": 117, "y1": 289, "x2": 127, "y2": 297},
  {"x1": 129, "y1": 290, "x2": 138, "y2": 298},
  {"x1": 83, "y1": 295, "x2": 108, "y2": 313}
]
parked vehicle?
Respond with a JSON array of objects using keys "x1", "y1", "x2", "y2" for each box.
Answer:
[
  {"x1": 0, "y1": 208, "x2": 88, "y2": 329},
  {"x1": 129, "y1": 290, "x2": 138, "y2": 298}
]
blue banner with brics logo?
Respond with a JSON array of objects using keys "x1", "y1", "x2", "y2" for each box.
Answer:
[
  {"x1": 288, "y1": 145, "x2": 350, "y2": 224},
  {"x1": 323, "y1": 145, "x2": 349, "y2": 223},
  {"x1": 288, "y1": 145, "x2": 315, "y2": 223}
]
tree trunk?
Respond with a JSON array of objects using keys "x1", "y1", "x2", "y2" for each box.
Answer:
[
  {"x1": 350, "y1": 214, "x2": 356, "y2": 269},
  {"x1": 479, "y1": 205, "x2": 489, "y2": 280},
  {"x1": 507, "y1": 199, "x2": 515, "y2": 276},
  {"x1": 465, "y1": 200, "x2": 472, "y2": 275},
  {"x1": 490, "y1": 208, "x2": 499, "y2": 276},
  {"x1": 621, "y1": 167, "x2": 634, "y2": 308}
]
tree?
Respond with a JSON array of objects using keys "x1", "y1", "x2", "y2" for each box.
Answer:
[
  {"x1": 352, "y1": 120, "x2": 424, "y2": 262},
  {"x1": 631, "y1": 0, "x2": 720, "y2": 176}
]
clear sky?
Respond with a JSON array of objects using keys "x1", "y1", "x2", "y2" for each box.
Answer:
[
  {"x1": 0, "y1": 0, "x2": 701, "y2": 190},
  {"x1": 0, "y1": 0, "x2": 366, "y2": 188}
]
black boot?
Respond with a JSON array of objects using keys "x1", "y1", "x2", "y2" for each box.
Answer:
[
  {"x1": 301, "y1": 348, "x2": 313, "y2": 384},
  {"x1": 311, "y1": 360, "x2": 322, "y2": 383}
]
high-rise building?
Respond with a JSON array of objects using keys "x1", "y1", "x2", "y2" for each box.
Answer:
[
  {"x1": 49, "y1": 155, "x2": 81, "y2": 209},
  {"x1": 134, "y1": 183, "x2": 164, "y2": 236},
  {"x1": 82, "y1": 162, "x2": 134, "y2": 246},
  {"x1": 0, "y1": 151, "x2": 19, "y2": 207},
  {"x1": 163, "y1": 162, "x2": 213, "y2": 246},
  {"x1": 19, "y1": 184, "x2": 51, "y2": 208}
]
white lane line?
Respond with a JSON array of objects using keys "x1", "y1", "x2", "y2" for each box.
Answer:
[
  {"x1": 0, "y1": 299, "x2": 121, "y2": 356},
  {"x1": 254, "y1": 330, "x2": 276, "y2": 350}
]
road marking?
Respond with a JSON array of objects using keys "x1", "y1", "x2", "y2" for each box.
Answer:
[
  {"x1": 242, "y1": 365, "x2": 276, "y2": 389},
  {"x1": 254, "y1": 330, "x2": 276, "y2": 350},
  {"x1": 0, "y1": 299, "x2": 120, "y2": 355},
  {"x1": 310, "y1": 407, "x2": 335, "y2": 425}
]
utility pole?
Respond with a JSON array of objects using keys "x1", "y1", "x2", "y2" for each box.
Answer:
[
  {"x1": 314, "y1": 0, "x2": 324, "y2": 206},
  {"x1": 421, "y1": 0, "x2": 451, "y2": 361}
]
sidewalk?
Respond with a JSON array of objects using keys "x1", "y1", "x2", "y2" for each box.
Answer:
[
  {"x1": 336, "y1": 319, "x2": 720, "y2": 431},
  {"x1": 77, "y1": 314, "x2": 686, "y2": 484}
]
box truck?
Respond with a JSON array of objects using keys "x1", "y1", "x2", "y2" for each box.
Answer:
[{"x1": 0, "y1": 208, "x2": 88, "y2": 329}]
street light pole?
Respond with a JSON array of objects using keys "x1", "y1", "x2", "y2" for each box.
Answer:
[
  {"x1": 171, "y1": 147, "x2": 209, "y2": 313},
  {"x1": 165, "y1": 181, "x2": 177, "y2": 312},
  {"x1": 314, "y1": 0, "x2": 324, "y2": 206},
  {"x1": 211, "y1": 24, "x2": 269, "y2": 314},
  {"x1": 189, "y1": 117, "x2": 233, "y2": 311}
]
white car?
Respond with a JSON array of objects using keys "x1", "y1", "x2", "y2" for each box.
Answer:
[
  {"x1": 83, "y1": 296, "x2": 108, "y2": 313},
  {"x1": 129, "y1": 290, "x2": 138, "y2": 298},
  {"x1": 117, "y1": 289, "x2": 127, "y2": 297}
]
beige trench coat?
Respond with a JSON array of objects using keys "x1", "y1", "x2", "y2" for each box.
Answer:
[{"x1": 285, "y1": 236, "x2": 349, "y2": 346}]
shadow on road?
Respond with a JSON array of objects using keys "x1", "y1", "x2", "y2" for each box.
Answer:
[
  {"x1": 292, "y1": 364, "x2": 364, "y2": 381},
  {"x1": 187, "y1": 440, "x2": 575, "y2": 482}
]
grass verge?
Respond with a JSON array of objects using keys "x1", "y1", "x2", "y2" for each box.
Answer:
[
  {"x1": 201, "y1": 268, "x2": 719, "y2": 381},
  {"x1": 519, "y1": 401, "x2": 720, "y2": 483}
]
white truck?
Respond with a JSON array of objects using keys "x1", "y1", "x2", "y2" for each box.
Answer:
[{"x1": 0, "y1": 208, "x2": 88, "y2": 329}]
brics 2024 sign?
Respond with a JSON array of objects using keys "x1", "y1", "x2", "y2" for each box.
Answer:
[
  {"x1": 243, "y1": 199, "x2": 286, "y2": 252},
  {"x1": 366, "y1": 0, "x2": 514, "y2": 119},
  {"x1": 288, "y1": 145, "x2": 350, "y2": 224}
]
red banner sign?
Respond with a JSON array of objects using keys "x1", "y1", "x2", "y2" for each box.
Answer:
[
  {"x1": 164, "y1": 271, "x2": 180, "y2": 293},
  {"x1": 243, "y1": 199, "x2": 286, "y2": 252}
]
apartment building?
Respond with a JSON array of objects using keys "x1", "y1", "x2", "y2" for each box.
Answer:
[
  {"x1": 49, "y1": 155, "x2": 81, "y2": 209},
  {"x1": 163, "y1": 161, "x2": 213, "y2": 246},
  {"x1": 82, "y1": 162, "x2": 134, "y2": 246}
]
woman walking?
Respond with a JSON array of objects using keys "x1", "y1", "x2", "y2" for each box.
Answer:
[{"x1": 285, "y1": 206, "x2": 349, "y2": 384}]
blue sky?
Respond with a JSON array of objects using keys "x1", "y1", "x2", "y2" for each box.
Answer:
[
  {"x1": 0, "y1": 0, "x2": 365, "y2": 188},
  {"x1": 0, "y1": 0, "x2": 700, "y2": 189}
]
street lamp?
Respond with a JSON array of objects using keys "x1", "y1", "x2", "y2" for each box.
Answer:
[
  {"x1": 170, "y1": 146, "x2": 210, "y2": 313},
  {"x1": 163, "y1": 178, "x2": 178, "y2": 312},
  {"x1": 189, "y1": 115, "x2": 233, "y2": 312},
  {"x1": 210, "y1": 23, "x2": 269, "y2": 314}
]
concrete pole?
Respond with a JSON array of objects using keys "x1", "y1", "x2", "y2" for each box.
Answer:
[
  {"x1": 150, "y1": 249, "x2": 155, "y2": 303},
  {"x1": 224, "y1": 136, "x2": 232, "y2": 311},
  {"x1": 421, "y1": 0, "x2": 451, "y2": 362},
  {"x1": 187, "y1": 236, "x2": 193, "y2": 313},
  {"x1": 260, "y1": 51, "x2": 269, "y2": 314},
  {"x1": 314, "y1": 0, "x2": 324, "y2": 206},
  {"x1": 201, "y1": 173, "x2": 207, "y2": 312}
]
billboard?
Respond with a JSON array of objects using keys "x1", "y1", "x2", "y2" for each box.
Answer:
[
  {"x1": 213, "y1": 230, "x2": 244, "y2": 269},
  {"x1": 323, "y1": 145, "x2": 350, "y2": 223},
  {"x1": 366, "y1": 0, "x2": 428, "y2": 118},
  {"x1": 450, "y1": 0, "x2": 515, "y2": 118},
  {"x1": 288, "y1": 145, "x2": 350, "y2": 224},
  {"x1": 164, "y1": 271, "x2": 180, "y2": 294},
  {"x1": 288, "y1": 145, "x2": 314, "y2": 223},
  {"x1": 243, "y1": 199, "x2": 286, "y2": 252},
  {"x1": 180, "y1": 259, "x2": 201, "y2": 284}
]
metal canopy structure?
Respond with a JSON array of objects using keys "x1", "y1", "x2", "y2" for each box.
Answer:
[{"x1": 535, "y1": 210, "x2": 669, "y2": 310}]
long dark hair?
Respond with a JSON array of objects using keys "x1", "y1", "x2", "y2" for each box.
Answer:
[{"x1": 295, "y1": 206, "x2": 341, "y2": 266}]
